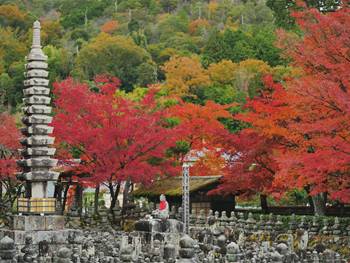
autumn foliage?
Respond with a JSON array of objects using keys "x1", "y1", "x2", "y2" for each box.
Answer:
[
  {"x1": 52, "y1": 76, "x2": 179, "y2": 186},
  {"x1": 169, "y1": 100, "x2": 232, "y2": 150},
  {"x1": 0, "y1": 113, "x2": 20, "y2": 180},
  {"x1": 100, "y1": 20, "x2": 119, "y2": 34},
  {"x1": 218, "y1": 4, "x2": 350, "y2": 204}
]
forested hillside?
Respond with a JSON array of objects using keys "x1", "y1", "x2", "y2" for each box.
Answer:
[{"x1": 1, "y1": 0, "x2": 335, "y2": 112}]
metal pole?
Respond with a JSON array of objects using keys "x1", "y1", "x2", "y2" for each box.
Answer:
[{"x1": 182, "y1": 162, "x2": 190, "y2": 234}]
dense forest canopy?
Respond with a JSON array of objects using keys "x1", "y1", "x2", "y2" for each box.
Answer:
[{"x1": 0, "y1": 0, "x2": 304, "y2": 111}]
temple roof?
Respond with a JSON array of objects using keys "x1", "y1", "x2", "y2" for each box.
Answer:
[{"x1": 133, "y1": 175, "x2": 222, "y2": 197}]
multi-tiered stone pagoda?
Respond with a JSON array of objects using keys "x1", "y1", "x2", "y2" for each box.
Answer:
[
  {"x1": 17, "y1": 20, "x2": 59, "y2": 214},
  {"x1": 0, "y1": 21, "x2": 77, "y2": 246}
]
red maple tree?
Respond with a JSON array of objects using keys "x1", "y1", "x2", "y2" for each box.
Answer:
[
  {"x1": 217, "y1": 3, "x2": 350, "y2": 214},
  {"x1": 169, "y1": 100, "x2": 233, "y2": 148},
  {"x1": 52, "y1": 76, "x2": 179, "y2": 210},
  {"x1": 0, "y1": 113, "x2": 21, "y2": 210},
  {"x1": 275, "y1": 4, "x2": 350, "y2": 205},
  {"x1": 169, "y1": 100, "x2": 233, "y2": 176}
]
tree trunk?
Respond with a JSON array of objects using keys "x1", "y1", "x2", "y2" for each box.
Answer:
[
  {"x1": 94, "y1": 184, "x2": 100, "y2": 215},
  {"x1": 76, "y1": 184, "x2": 83, "y2": 216},
  {"x1": 109, "y1": 183, "x2": 121, "y2": 212},
  {"x1": 122, "y1": 180, "x2": 131, "y2": 214},
  {"x1": 312, "y1": 193, "x2": 326, "y2": 216},
  {"x1": 108, "y1": 182, "x2": 121, "y2": 222},
  {"x1": 232, "y1": 195, "x2": 236, "y2": 211},
  {"x1": 62, "y1": 182, "x2": 71, "y2": 214},
  {"x1": 260, "y1": 194, "x2": 268, "y2": 213},
  {"x1": 0, "y1": 181, "x2": 2, "y2": 203}
]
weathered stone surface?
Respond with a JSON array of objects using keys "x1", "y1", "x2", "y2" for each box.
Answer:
[
  {"x1": 21, "y1": 147, "x2": 56, "y2": 156},
  {"x1": 22, "y1": 114, "x2": 53, "y2": 124},
  {"x1": 24, "y1": 78, "x2": 49, "y2": 87},
  {"x1": 25, "y1": 69, "x2": 49, "y2": 78},
  {"x1": 18, "y1": 171, "x2": 59, "y2": 181},
  {"x1": 23, "y1": 95, "x2": 51, "y2": 105},
  {"x1": 21, "y1": 135, "x2": 55, "y2": 146},
  {"x1": 11, "y1": 215, "x2": 65, "y2": 231},
  {"x1": 17, "y1": 157, "x2": 58, "y2": 168},
  {"x1": 0, "y1": 229, "x2": 82, "y2": 246},
  {"x1": 25, "y1": 61, "x2": 48, "y2": 70}
]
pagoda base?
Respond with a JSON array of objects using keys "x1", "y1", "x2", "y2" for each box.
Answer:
[{"x1": 0, "y1": 215, "x2": 82, "y2": 246}]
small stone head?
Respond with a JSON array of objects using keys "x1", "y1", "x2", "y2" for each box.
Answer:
[{"x1": 160, "y1": 194, "x2": 166, "y2": 201}]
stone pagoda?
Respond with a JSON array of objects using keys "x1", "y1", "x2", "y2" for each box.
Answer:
[
  {"x1": 17, "y1": 20, "x2": 59, "y2": 214},
  {"x1": 0, "y1": 21, "x2": 79, "y2": 246}
]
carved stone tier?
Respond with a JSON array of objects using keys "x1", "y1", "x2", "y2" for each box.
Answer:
[
  {"x1": 17, "y1": 171, "x2": 59, "y2": 181},
  {"x1": 17, "y1": 158, "x2": 58, "y2": 168},
  {"x1": 21, "y1": 147, "x2": 56, "y2": 156},
  {"x1": 22, "y1": 115, "x2": 53, "y2": 125},
  {"x1": 25, "y1": 61, "x2": 48, "y2": 70},
  {"x1": 24, "y1": 78, "x2": 49, "y2": 87},
  {"x1": 21, "y1": 125, "x2": 54, "y2": 135},
  {"x1": 23, "y1": 87, "x2": 50, "y2": 96},
  {"x1": 20, "y1": 135, "x2": 55, "y2": 146},
  {"x1": 26, "y1": 52, "x2": 47, "y2": 61},
  {"x1": 23, "y1": 96, "x2": 51, "y2": 105},
  {"x1": 25, "y1": 69, "x2": 49, "y2": 78}
]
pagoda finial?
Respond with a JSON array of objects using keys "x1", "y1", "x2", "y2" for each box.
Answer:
[{"x1": 32, "y1": 20, "x2": 41, "y2": 48}]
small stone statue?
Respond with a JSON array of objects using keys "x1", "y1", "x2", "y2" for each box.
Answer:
[
  {"x1": 153, "y1": 194, "x2": 169, "y2": 220},
  {"x1": 177, "y1": 235, "x2": 196, "y2": 262},
  {"x1": 56, "y1": 247, "x2": 73, "y2": 263},
  {"x1": 0, "y1": 236, "x2": 17, "y2": 263},
  {"x1": 22, "y1": 236, "x2": 37, "y2": 262}
]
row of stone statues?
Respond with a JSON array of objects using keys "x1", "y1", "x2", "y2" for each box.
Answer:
[
  {"x1": 65, "y1": 200, "x2": 350, "y2": 238},
  {"x1": 0, "y1": 228, "x2": 347, "y2": 263}
]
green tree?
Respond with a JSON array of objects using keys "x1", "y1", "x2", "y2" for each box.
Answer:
[
  {"x1": 0, "y1": 73, "x2": 13, "y2": 112},
  {"x1": 266, "y1": 0, "x2": 341, "y2": 29},
  {"x1": 43, "y1": 45, "x2": 72, "y2": 84},
  {"x1": 75, "y1": 33, "x2": 157, "y2": 91},
  {"x1": 59, "y1": 0, "x2": 110, "y2": 28},
  {"x1": 202, "y1": 28, "x2": 256, "y2": 65}
]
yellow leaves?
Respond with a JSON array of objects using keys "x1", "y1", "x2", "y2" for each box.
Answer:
[
  {"x1": 272, "y1": 65, "x2": 304, "y2": 81},
  {"x1": 208, "y1": 2, "x2": 218, "y2": 15},
  {"x1": 208, "y1": 59, "x2": 238, "y2": 85},
  {"x1": 238, "y1": 59, "x2": 272, "y2": 74},
  {"x1": 162, "y1": 55, "x2": 211, "y2": 96},
  {"x1": 233, "y1": 59, "x2": 271, "y2": 93},
  {"x1": 41, "y1": 20, "x2": 63, "y2": 45},
  {"x1": 0, "y1": 4, "x2": 27, "y2": 25}
]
